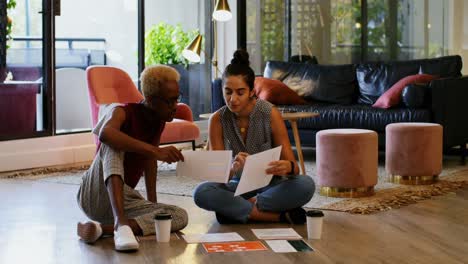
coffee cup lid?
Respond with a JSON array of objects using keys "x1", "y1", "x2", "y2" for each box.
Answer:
[
  {"x1": 154, "y1": 212, "x2": 172, "y2": 220},
  {"x1": 306, "y1": 210, "x2": 324, "y2": 217}
]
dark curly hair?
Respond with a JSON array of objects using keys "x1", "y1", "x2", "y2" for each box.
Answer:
[{"x1": 222, "y1": 49, "x2": 255, "y2": 91}]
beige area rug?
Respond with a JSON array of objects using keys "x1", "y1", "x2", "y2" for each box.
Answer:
[{"x1": 2, "y1": 158, "x2": 468, "y2": 215}]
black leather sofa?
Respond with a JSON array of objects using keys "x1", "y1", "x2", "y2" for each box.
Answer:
[{"x1": 211, "y1": 55, "x2": 468, "y2": 158}]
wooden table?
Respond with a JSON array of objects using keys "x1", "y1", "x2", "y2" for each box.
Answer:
[{"x1": 281, "y1": 112, "x2": 319, "y2": 175}]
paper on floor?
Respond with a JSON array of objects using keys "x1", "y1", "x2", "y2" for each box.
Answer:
[
  {"x1": 265, "y1": 240, "x2": 297, "y2": 253},
  {"x1": 251, "y1": 228, "x2": 302, "y2": 240},
  {"x1": 182, "y1": 232, "x2": 244, "y2": 243},
  {"x1": 265, "y1": 240, "x2": 314, "y2": 253},
  {"x1": 203, "y1": 241, "x2": 268, "y2": 253}
]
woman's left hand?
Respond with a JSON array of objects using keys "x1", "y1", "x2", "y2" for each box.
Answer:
[{"x1": 266, "y1": 160, "x2": 292, "y2": 176}]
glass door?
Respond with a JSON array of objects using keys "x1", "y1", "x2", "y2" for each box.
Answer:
[
  {"x1": 54, "y1": 0, "x2": 138, "y2": 134},
  {"x1": 1, "y1": 0, "x2": 50, "y2": 140}
]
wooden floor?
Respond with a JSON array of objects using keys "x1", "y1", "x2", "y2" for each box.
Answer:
[{"x1": 1, "y1": 178, "x2": 468, "y2": 264}]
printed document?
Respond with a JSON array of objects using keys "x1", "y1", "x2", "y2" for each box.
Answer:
[
  {"x1": 176, "y1": 150, "x2": 232, "y2": 183},
  {"x1": 182, "y1": 232, "x2": 244, "y2": 243},
  {"x1": 234, "y1": 146, "x2": 282, "y2": 196},
  {"x1": 265, "y1": 240, "x2": 314, "y2": 253},
  {"x1": 251, "y1": 228, "x2": 302, "y2": 240}
]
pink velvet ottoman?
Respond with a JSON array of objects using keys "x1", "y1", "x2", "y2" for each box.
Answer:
[
  {"x1": 316, "y1": 129, "x2": 378, "y2": 198},
  {"x1": 386, "y1": 123, "x2": 443, "y2": 185}
]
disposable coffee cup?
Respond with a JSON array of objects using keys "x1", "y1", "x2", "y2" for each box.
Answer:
[
  {"x1": 306, "y1": 210, "x2": 324, "y2": 239},
  {"x1": 154, "y1": 212, "x2": 172, "y2": 242}
]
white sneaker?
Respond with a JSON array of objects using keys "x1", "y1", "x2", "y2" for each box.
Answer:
[
  {"x1": 77, "y1": 221, "x2": 103, "y2": 243},
  {"x1": 114, "y1": 225, "x2": 139, "y2": 251}
]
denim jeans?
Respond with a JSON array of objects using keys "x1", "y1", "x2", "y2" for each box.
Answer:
[{"x1": 193, "y1": 175, "x2": 315, "y2": 223}]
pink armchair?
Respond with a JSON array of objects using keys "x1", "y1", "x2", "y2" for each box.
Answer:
[{"x1": 86, "y1": 66, "x2": 200, "y2": 150}]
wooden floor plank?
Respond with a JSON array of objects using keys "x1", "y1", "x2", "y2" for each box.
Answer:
[{"x1": 0, "y1": 179, "x2": 467, "y2": 263}]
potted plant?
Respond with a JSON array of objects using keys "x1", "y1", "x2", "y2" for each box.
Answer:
[
  {"x1": 144, "y1": 22, "x2": 200, "y2": 104},
  {"x1": 144, "y1": 22, "x2": 199, "y2": 66},
  {"x1": 6, "y1": 0, "x2": 16, "y2": 49},
  {"x1": 1, "y1": 0, "x2": 16, "y2": 79}
]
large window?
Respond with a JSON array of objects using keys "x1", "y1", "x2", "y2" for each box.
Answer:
[
  {"x1": 245, "y1": 0, "x2": 467, "y2": 74},
  {"x1": 54, "y1": 0, "x2": 138, "y2": 134},
  {"x1": 144, "y1": 0, "x2": 212, "y2": 120},
  {"x1": 0, "y1": 0, "x2": 213, "y2": 141},
  {"x1": 1, "y1": 0, "x2": 47, "y2": 140}
]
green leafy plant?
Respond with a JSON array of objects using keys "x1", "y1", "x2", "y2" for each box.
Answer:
[
  {"x1": 6, "y1": 0, "x2": 17, "y2": 49},
  {"x1": 144, "y1": 22, "x2": 199, "y2": 67}
]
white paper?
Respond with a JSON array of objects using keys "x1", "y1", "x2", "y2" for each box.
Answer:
[
  {"x1": 251, "y1": 228, "x2": 302, "y2": 240},
  {"x1": 176, "y1": 150, "x2": 232, "y2": 183},
  {"x1": 265, "y1": 240, "x2": 297, "y2": 253},
  {"x1": 234, "y1": 146, "x2": 282, "y2": 196},
  {"x1": 182, "y1": 232, "x2": 244, "y2": 243}
]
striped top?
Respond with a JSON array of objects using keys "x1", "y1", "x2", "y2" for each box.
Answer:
[{"x1": 219, "y1": 99, "x2": 274, "y2": 178}]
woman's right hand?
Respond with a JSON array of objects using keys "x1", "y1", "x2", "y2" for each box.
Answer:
[
  {"x1": 232, "y1": 152, "x2": 249, "y2": 172},
  {"x1": 152, "y1": 146, "x2": 184, "y2": 163}
]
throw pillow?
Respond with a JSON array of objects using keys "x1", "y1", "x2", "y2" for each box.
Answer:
[
  {"x1": 254, "y1": 77, "x2": 307, "y2": 105},
  {"x1": 372, "y1": 74, "x2": 436, "y2": 109},
  {"x1": 401, "y1": 83, "x2": 429, "y2": 108}
]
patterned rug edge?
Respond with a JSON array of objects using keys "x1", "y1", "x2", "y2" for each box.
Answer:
[
  {"x1": 318, "y1": 168, "x2": 468, "y2": 215},
  {"x1": 0, "y1": 165, "x2": 91, "y2": 179}
]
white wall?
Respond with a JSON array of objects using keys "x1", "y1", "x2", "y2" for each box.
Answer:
[
  {"x1": 145, "y1": 0, "x2": 204, "y2": 33},
  {"x1": 0, "y1": 133, "x2": 96, "y2": 172}
]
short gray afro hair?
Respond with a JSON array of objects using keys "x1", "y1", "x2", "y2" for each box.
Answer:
[{"x1": 140, "y1": 65, "x2": 180, "y2": 98}]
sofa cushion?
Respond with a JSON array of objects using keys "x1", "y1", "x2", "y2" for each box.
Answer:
[
  {"x1": 357, "y1": 61, "x2": 421, "y2": 105},
  {"x1": 357, "y1": 55, "x2": 462, "y2": 105},
  {"x1": 372, "y1": 74, "x2": 436, "y2": 109},
  {"x1": 401, "y1": 83, "x2": 429, "y2": 108},
  {"x1": 254, "y1": 77, "x2": 307, "y2": 105},
  {"x1": 356, "y1": 55, "x2": 462, "y2": 105},
  {"x1": 419, "y1": 55, "x2": 462, "y2": 77},
  {"x1": 264, "y1": 61, "x2": 358, "y2": 104},
  {"x1": 289, "y1": 55, "x2": 318, "y2": 64},
  {"x1": 277, "y1": 103, "x2": 431, "y2": 132}
]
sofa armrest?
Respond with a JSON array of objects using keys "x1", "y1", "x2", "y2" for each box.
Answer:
[
  {"x1": 211, "y1": 78, "x2": 225, "y2": 112},
  {"x1": 430, "y1": 76, "x2": 468, "y2": 148},
  {"x1": 175, "y1": 103, "x2": 193, "y2": 122}
]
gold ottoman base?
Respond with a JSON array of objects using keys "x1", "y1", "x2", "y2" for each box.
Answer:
[
  {"x1": 388, "y1": 175, "x2": 439, "y2": 185},
  {"x1": 319, "y1": 186, "x2": 375, "y2": 198}
]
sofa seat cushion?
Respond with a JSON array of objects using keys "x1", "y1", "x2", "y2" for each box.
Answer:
[{"x1": 277, "y1": 103, "x2": 431, "y2": 132}]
